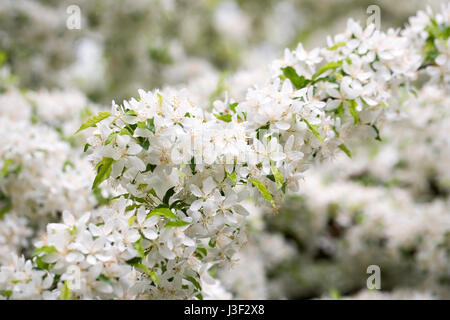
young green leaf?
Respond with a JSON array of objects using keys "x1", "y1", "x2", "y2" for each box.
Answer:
[
  {"x1": 189, "y1": 157, "x2": 196, "y2": 175},
  {"x1": 348, "y1": 100, "x2": 359, "y2": 124},
  {"x1": 146, "y1": 118, "x2": 155, "y2": 133},
  {"x1": 60, "y1": 281, "x2": 72, "y2": 300},
  {"x1": 165, "y1": 220, "x2": 190, "y2": 228},
  {"x1": 185, "y1": 276, "x2": 202, "y2": 291},
  {"x1": 227, "y1": 170, "x2": 237, "y2": 186},
  {"x1": 229, "y1": 102, "x2": 238, "y2": 113},
  {"x1": 134, "y1": 263, "x2": 152, "y2": 277},
  {"x1": 0, "y1": 200, "x2": 11, "y2": 220},
  {"x1": 302, "y1": 119, "x2": 324, "y2": 143},
  {"x1": 328, "y1": 41, "x2": 346, "y2": 50},
  {"x1": 367, "y1": 123, "x2": 382, "y2": 141},
  {"x1": 75, "y1": 112, "x2": 111, "y2": 134},
  {"x1": 133, "y1": 238, "x2": 145, "y2": 258},
  {"x1": 92, "y1": 157, "x2": 115, "y2": 189},
  {"x1": 162, "y1": 187, "x2": 176, "y2": 205},
  {"x1": 105, "y1": 132, "x2": 118, "y2": 145},
  {"x1": 249, "y1": 178, "x2": 275, "y2": 207},
  {"x1": 1, "y1": 159, "x2": 13, "y2": 177},
  {"x1": 338, "y1": 143, "x2": 352, "y2": 158},
  {"x1": 147, "y1": 207, "x2": 178, "y2": 221},
  {"x1": 312, "y1": 60, "x2": 343, "y2": 80},
  {"x1": 214, "y1": 113, "x2": 232, "y2": 122},
  {"x1": 32, "y1": 245, "x2": 57, "y2": 257},
  {"x1": 62, "y1": 161, "x2": 74, "y2": 172},
  {"x1": 0, "y1": 290, "x2": 12, "y2": 299},
  {"x1": 270, "y1": 164, "x2": 284, "y2": 190},
  {"x1": 329, "y1": 288, "x2": 342, "y2": 300},
  {"x1": 281, "y1": 66, "x2": 310, "y2": 89}
]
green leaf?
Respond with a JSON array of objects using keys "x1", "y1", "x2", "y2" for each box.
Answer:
[
  {"x1": 348, "y1": 100, "x2": 359, "y2": 124},
  {"x1": 134, "y1": 263, "x2": 159, "y2": 285},
  {"x1": 133, "y1": 238, "x2": 145, "y2": 258},
  {"x1": 229, "y1": 102, "x2": 238, "y2": 113},
  {"x1": 32, "y1": 246, "x2": 57, "y2": 270},
  {"x1": 136, "y1": 121, "x2": 146, "y2": 129},
  {"x1": 249, "y1": 178, "x2": 275, "y2": 207},
  {"x1": 105, "y1": 132, "x2": 118, "y2": 145},
  {"x1": 124, "y1": 109, "x2": 137, "y2": 117},
  {"x1": 338, "y1": 144, "x2": 352, "y2": 158},
  {"x1": 195, "y1": 247, "x2": 207, "y2": 258},
  {"x1": 146, "y1": 118, "x2": 155, "y2": 133},
  {"x1": 126, "y1": 257, "x2": 142, "y2": 266},
  {"x1": 328, "y1": 41, "x2": 346, "y2": 50},
  {"x1": 33, "y1": 245, "x2": 57, "y2": 257},
  {"x1": 147, "y1": 207, "x2": 178, "y2": 221},
  {"x1": 60, "y1": 281, "x2": 72, "y2": 300},
  {"x1": 143, "y1": 164, "x2": 157, "y2": 173},
  {"x1": 227, "y1": 170, "x2": 237, "y2": 186},
  {"x1": 302, "y1": 119, "x2": 324, "y2": 143},
  {"x1": 128, "y1": 215, "x2": 137, "y2": 226},
  {"x1": 1, "y1": 159, "x2": 13, "y2": 177},
  {"x1": 75, "y1": 112, "x2": 111, "y2": 134},
  {"x1": 270, "y1": 164, "x2": 284, "y2": 190},
  {"x1": 149, "y1": 272, "x2": 160, "y2": 285},
  {"x1": 157, "y1": 93, "x2": 164, "y2": 106},
  {"x1": 92, "y1": 157, "x2": 115, "y2": 189},
  {"x1": 331, "y1": 102, "x2": 345, "y2": 118},
  {"x1": 214, "y1": 113, "x2": 232, "y2": 122},
  {"x1": 34, "y1": 257, "x2": 54, "y2": 270},
  {"x1": 137, "y1": 137, "x2": 149, "y2": 150},
  {"x1": 426, "y1": 18, "x2": 450, "y2": 40},
  {"x1": 119, "y1": 126, "x2": 133, "y2": 136},
  {"x1": 256, "y1": 122, "x2": 270, "y2": 140},
  {"x1": 313, "y1": 60, "x2": 343, "y2": 80},
  {"x1": 162, "y1": 187, "x2": 176, "y2": 205},
  {"x1": 189, "y1": 157, "x2": 196, "y2": 175},
  {"x1": 281, "y1": 66, "x2": 310, "y2": 89},
  {"x1": 97, "y1": 274, "x2": 112, "y2": 286},
  {"x1": 368, "y1": 124, "x2": 382, "y2": 141},
  {"x1": 185, "y1": 276, "x2": 202, "y2": 291},
  {"x1": 69, "y1": 225, "x2": 77, "y2": 235},
  {"x1": 165, "y1": 220, "x2": 190, "y2": 228}
]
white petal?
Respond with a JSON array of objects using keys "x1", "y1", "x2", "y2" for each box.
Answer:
[
  {"x1": 62, "y1": 211, "x2": 75, "y2": 226},
  {"x1": 190, "y1": 184, "x2": 203, "y2": 198},
  {"x1": 203, "y1": 177, "x2": 216, "y2": 195},
  {"x1": 159, "y1": 246, "x2": 176, "y2": 260},
  {"x1": 276, "y1": 122, "x2": 291, "y2": 131},
  {"x1": 143, "y1": 228, "x2": 158, "y2": 240},
  {"x1": 127, "y1": 143, "x2": 142, "y2": 155}
]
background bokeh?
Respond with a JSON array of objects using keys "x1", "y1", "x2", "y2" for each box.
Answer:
[{"x1": 0, "y1": 0, "x2": 442, "y2": 102}]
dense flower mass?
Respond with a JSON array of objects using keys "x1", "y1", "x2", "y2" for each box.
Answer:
[{"x1": 0, "y1": 3, "x2": 449, "y2": 299}]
